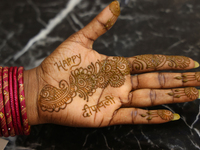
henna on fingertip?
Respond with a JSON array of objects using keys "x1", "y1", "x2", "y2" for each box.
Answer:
[
  {"x1": 168, "y1": 87, "x2": 199, "y2": 100},
  {"x1": 104, "y1": 1, "x2": 121, "y2": 30},
  {"x1": 175, "y1": 72, "x2": 200, "y2": 83},
  {"x1": 140, "y1": 110, "x2": 180, "y2": 121}
]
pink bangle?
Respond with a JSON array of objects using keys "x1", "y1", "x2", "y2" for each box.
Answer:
[
  {"x1": 13, "y1": 67, "x2": 23, "y2": 135},
  {"x1": 18, "y1": 67, "x2": 30, "y2": 135},
  {"x1": 9, "y1": 67, "x2": 19, "y2": 135},
  {"x1": 3, "y1": 67, "x2": 15, "y2": 136},
  {"x1": 0, "y1": 67, "x2": 8, "y2": 137}
]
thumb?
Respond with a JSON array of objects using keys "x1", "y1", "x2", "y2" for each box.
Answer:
[{"x1": 71, "y1": 1, "x2": 120, "y2": 49}]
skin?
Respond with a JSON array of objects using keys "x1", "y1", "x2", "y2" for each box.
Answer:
[{"x1": 23, "y1": 1, "x2": 200, "y2": 127}]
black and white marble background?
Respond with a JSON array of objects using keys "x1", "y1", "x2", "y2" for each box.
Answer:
[{"x1": 1, "y1": 0, "x2": 200, "y2": 149}]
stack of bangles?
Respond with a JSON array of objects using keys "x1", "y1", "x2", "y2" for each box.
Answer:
[{"x1": 0, "y1": 66, "x2": 30, "y2": 137}]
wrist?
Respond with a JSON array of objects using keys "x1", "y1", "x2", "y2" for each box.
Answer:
[{"x1": 24, "y1": 68, "x2": 40, "y2": 125}]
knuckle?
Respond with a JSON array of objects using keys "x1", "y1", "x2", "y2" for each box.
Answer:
[
  {"x1": 150, "y1": 89, "x2": 156, "y2": 106},
  {"x1": 128, "y1": 92, "x2": 133, "y2": 106},
  {"x1": 158, "y1": 72, "x2": 165, "y2": 88},
  {"x1": 131, "y1": 108, "x2": 138, "y2": 124}
]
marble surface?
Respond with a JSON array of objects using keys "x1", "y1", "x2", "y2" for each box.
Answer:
[{"x1": 1, "y1": 0, "x2": 200, "y2": 149}]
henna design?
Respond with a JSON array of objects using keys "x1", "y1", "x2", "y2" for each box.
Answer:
[
  {"x1": 54, "y1": 54, "x2": 81, "y2": 71},
  {"x1": 39, "y1": 57, "x2": 130, "y2": 112},
  {"x1": 140, "y1": 110, "x2": 174, "y2": 121},
  {"x1": 175, "y1": 72, "x2": 200, "y2": 83},
  {"x1": 39, "y1": 80, "x2": 73, "y2": 112},
  {"x1": 105, "y1": 1, "x2": 120, "y2": 30},
  {"x1": 131, "y1": 55, "x2": 190, "y2": 71},
  {"x1": 168, "y1": 87, "x2": 199, "y2": 100},
  {"x1": 82, "y1": 96, "x2": 115, "y2": 117}
]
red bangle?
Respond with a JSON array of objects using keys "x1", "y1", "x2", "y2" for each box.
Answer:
[
  {"x1": 0, "y1": 67, "x2": 8, "y2": 137},
  {"x1": 13, "y1": 67, "x2": 23, "y2": 135},
  {"x1": 9, "y1": 67, "x2": 19, "y2": 135},
  {"x1": 3, "y1": 67, "x2": 15, "y2": 136},
  {"x1": 18, "y1": 67, "x2": 30, "y2": 135}
]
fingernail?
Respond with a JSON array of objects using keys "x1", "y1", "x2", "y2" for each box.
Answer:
[
  {"x1": 198, "y1": 90, "x2": 200, "y2": 99},
  {"x1": 109, "y1": 1, "x2": 121, "y2": 17},
  {"x1": 194, "y1": 61, "x2": 200, "y2": 68},
  {"x1": 172, "y1": 113, "x2": 180, "y2": 121}
]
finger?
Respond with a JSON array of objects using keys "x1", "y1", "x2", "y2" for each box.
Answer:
[
  {"x1": 109, "y1": 108, "x2": 180, "y2": 125},
  {"x1": 123, "y1": 87, "x2": 199, "y2": 108},
  {"x1": 131, "y1": 72, "x2": 200, "y2": 90},
  {"x1": 70, "y1": 1, "x2": 120, "y2": 49},
  {"x1": 127, "y1": 54, "x2": 199, "y2": 74}
]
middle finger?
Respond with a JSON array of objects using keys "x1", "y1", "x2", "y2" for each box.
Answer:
[{"x1": 131, "y1": 72, "x2": 200, "y2": 90}]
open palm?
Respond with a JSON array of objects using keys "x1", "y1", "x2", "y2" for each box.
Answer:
[{"x1": 27, "y1": 1, "x2": 200, "y2": 127}]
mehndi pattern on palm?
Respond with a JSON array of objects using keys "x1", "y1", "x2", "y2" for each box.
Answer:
[
  {"x1": 54, "y1": 54, "x2": 81, "y2": 71},
  {"x1": 82, "y1": 96, "x2": 115, "y2": 117},
  {"x1": 39, "y1": 56, "x2": 130, "y2": 112}
]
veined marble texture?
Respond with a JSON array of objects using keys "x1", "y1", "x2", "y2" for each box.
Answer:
[{"x1": 1, "y1": 0, "x2": 200, "y2": 149}]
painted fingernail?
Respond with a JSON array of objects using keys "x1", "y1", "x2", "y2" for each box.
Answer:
[
  {"x1": 198, "y1": 90, "x2": 200, "y2": 99},
  {"x1": 172, "y1": 113, "x2": 180, "y2": 121},
  {"x1": 194, "y1": 61, "x2": 200, "y2": 68},
  {"x1": 110, "y1": 1, "x2": 121, "y2": 17}
]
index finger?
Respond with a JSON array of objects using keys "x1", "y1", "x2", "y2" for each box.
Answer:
[{"x1": 127, "y1": 54, "x2": 199, "y2": 74}]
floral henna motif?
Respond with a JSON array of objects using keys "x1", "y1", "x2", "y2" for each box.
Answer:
[
  {"x1": 131, "y1": 55, "x2": 190, "y2": 71},
  {"x1": 39, "y1": 80, "x2": 73, "y2": 112},
  {"x1": 167, "y1": 56, "x2": 190, "y2": 68},
  {"x1": 39, "y1": 57, "x2": 130, "y2": 112},
  {"x1": 140, "y1": 110, "x2": 174, "y2": 121},
  {"x1": 168, "y1": 87, "x2": 199, "y2": 100},
  {"x1": 175, "y1": 72, "x2": 200, "y2": 83}
]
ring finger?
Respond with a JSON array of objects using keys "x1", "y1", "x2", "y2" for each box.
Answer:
[{"x1": 131, "y1": 72, "x2": 200, "y2": 90}]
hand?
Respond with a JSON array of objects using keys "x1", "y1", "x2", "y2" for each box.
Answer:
[{"x1": 24, "y1": 1, "x2": 200, "y2": 127}]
